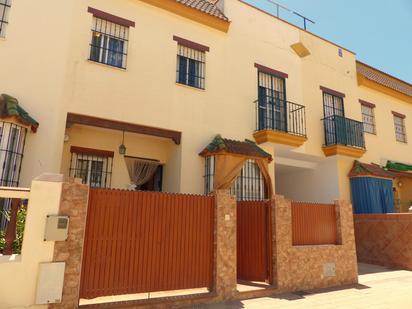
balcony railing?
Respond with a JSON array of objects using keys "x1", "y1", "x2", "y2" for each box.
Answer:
[
  {"x1": 256, "y1": 98, "x2": 306, "y2": 137},
  {"x1": 323, "y1": 115, "x2": 365, "y2": 149}
]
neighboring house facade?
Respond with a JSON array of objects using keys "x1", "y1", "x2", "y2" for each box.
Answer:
[{"x1": 1, "y1": 0, "x2": 411, "y2": 208}]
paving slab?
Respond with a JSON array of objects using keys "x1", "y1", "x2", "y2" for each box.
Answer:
[{"x1": 183, "y1": 263, "x2": 412, "y2": 309}]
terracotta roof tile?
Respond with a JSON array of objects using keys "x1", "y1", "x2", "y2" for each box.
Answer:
[
  {"x1": 348, "y1": 161, "x2": 396, "y2": 179},
  {"x1": 357, "y1": 61, "x2": 412, "y2": 97},
  {"x1": 176, "y1": 0, "x2": 229, "y2": 21},
  {"x1": 199, "y1": 135, "x2": 272, "y2": 161}
]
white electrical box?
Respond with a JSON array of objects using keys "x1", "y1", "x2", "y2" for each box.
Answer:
[
  {"x1": 35, "y1": 262, "x2": 66, "y2": 304},
  {"x1": 44, "y1": 215, "x2": 69, "y2": 241}
]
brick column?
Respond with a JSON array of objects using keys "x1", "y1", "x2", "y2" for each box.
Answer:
[
  {"x1": 49, "y1": 180, "x2": 89, "y2": 309},
  {"x1": 214, "y1": 189, "x2": 237, "y2": 300}
]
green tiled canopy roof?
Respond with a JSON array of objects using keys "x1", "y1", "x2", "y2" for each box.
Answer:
[
  {"x1": 0, "y1": 94, "x2": 39, "y2": 132},
  {"x1": 199, "y1": 135, "x2": 272, "y2": 161}
]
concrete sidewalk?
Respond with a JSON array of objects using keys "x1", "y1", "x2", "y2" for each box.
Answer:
[{"x1": 189, "y1": 263, "x2": 412, "y2": 309}]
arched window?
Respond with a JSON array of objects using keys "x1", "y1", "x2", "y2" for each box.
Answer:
[{"x1": 204, "y1": 156, "x2": 266, "y2": 201}]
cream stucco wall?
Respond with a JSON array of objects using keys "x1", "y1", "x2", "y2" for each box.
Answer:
[
  {"x1": 58, "y1": 0, "x2": 361, "y2": 196},
  {"x1": 0, "y1": 0, "x2": 76, "y2": 187},
  {"x1": 0, "y1": 178, "x2": 62, "y2": 309},
  {"x1": 1, "y1": 0, "x2": 411, "y2": 201},
  {"x1": 359, "y1": 85, "x2": 412, "y2": 165}
]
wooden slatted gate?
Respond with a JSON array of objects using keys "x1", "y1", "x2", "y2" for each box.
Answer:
[
  {"x1": 79, "y1": 189, "x2": 215, "y2": 299},
  {"x1": 237, "y1": 200, "x2": 272, "y2": 283}
]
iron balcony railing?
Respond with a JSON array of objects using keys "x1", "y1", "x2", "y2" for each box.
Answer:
[
  {"x1": 255, "y1": 98, "x2": 307, "y2": 137},
  {"x1": 322, "y1": 115, "x2": 365, "y2": 149}
]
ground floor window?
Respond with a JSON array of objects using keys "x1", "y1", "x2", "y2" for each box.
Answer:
[
  {"x1": 0, "y1": 122, "x2": 27, "y2": 187},
  {"x1": 0, "y1": 121, "x2": 27, "y2": 230},
  {"x1": 69, "y1": 146, "x2": 113, "y2": 188},
  {"x1": 204, "y1": 157, "x2": 266, "y2": 201}
]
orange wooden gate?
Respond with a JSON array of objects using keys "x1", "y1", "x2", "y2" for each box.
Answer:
[
  {"x1": 291, "y1": 202, "x2": 337, "y2": 245},
  {"x1": 237, "y1": 200, "x2": 272, "y2": 283},
  {"x1": 80, "y1": 189, "x2": 215, "y2": 299}
]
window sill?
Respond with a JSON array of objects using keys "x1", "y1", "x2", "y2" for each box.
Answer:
[
  {"x1": 175, "y1": 82, "x2": 205, "y2": 92},
  {"x1": 86, "y1": 59, "x2": 127, "y2": 72},
  {"x1": 0, "y1": 254, "x2": 21, "y2": 264}
]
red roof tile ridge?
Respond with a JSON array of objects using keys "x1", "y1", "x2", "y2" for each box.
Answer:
[{"x1": 356, "y1": 61, "x2": 412, "y2": 88}]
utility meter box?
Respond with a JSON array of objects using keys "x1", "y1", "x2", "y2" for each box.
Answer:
[
  {"x1": 36, "y1": 262, "x2": 65, "y2": 304},
  {"x1": 44, "y1": 215, "x2": 69, "y2": 241},
  {"x1": 323, "y1": 262, "x2": 336, "y2": 277}
]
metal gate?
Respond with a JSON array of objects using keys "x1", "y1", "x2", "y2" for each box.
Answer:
[
  {"x1": 237, "y1": 200, "x2": 272, "y2": 283},
  {"x1": 79, "y1": 189, "x2": 215, "y2": 299}
]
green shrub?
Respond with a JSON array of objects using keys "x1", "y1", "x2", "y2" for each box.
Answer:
[{"x1": 0, "y1": 205, "x2": 27, "y2": 254}]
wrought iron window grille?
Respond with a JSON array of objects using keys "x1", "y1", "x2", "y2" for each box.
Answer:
[
  {"x1": 361, "y1": 105, "x2": 376, "y2": 134},
  {"x1": 256, "y1": 71, "x2": 306, "y2": 137},
  {"x1": 176, "y1": 45, "x2": 206, "y2": 89},
  {"x1": 89, "y1": 17, "x2": 129, "y2": 69},
  {"x1": 0, "y1": 0, "x2": 11, "y2": 38},
  {"x1": 204, "y1": 157, "x2": 266, "y2": 201},
  {"x1": 69, "y1": 152, "x2": 113, "y2": 188},
  {"x1": 394, "y1": 116, "x2": 407, "y2": 143}
]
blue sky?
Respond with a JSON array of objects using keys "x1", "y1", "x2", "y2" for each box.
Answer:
[{"x1": 245, "y1": 0, "x2": 412, "y2": 83}]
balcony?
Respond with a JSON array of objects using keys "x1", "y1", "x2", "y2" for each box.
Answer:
[
  {"x1": 253, "y1": 98, "x2": 307, "y2": 147},
  {"x1": 322, "y1": 115, "x2": 366, "y2": 158}
]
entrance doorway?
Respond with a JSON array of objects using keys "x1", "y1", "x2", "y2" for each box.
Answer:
[{"x1": 237, "y1": 200, "x2": 272, "y2": 284}]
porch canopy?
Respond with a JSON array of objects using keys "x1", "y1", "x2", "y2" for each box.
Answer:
[
  {"x1": 66, "y1": 113, "x2": 181, "y2": 144},
  {"x1": 199, "y1": 135, "x2": 273, "y2": 198},
  {"x1": 0, "y1": 94, "x2": 39, "y2": 132},
  {"x1": 348, "y1": 161, "x2": 395, "y2": 214}
]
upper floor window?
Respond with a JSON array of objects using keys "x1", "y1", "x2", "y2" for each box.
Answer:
[
  {"x1": 0, "y1": 121, "x2": 26, "y2": 187},
  {"x1": 0, "y1": 0, "x2": 11, "y2": 38},
  {"x1": 174, "y1": 36, "x2": 208, "y2": 90},
  {"x1": 257, "y1": 67, "x2": 287, "y2": 132},
  {"x1": 322, "y1": 90, "x2": 344, "y2": 118},
  {"x1": 360, "y1": 100, "x2": 376, "y2": 134},
  {"x1": 89, "y1": 17, "x2": 129, "y2": 69},
  {"x1": 393, "y1": 112, "x2": 407, "y2": 143},
  {"x1": 69, "y1": 146, "x2": 113, "y2": 188}
]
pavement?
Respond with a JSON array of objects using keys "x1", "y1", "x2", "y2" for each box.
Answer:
[{"x1": 188, "y1": 263, "x2": 412, "y2": 309}]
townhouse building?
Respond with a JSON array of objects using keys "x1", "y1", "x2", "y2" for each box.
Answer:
[{"x1": 1, "y1": 0, "x2": 411, "y2": 212}]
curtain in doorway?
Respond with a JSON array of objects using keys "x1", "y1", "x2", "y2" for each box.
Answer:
[
  {"x1": 213, "y1": 154, "x2": 274, "y2": 199},
  {"x1": 350, "y1": 176, "x2": 394, "y2": 214},
  {"x1": 213, "y1": 154, "x2": 246, "y2": 190},
  {"x1": 124, "y1": 156, "x2": 160, "y2": 187}
]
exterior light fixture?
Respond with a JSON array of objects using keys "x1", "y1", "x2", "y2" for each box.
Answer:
[{"x1": 119, "y1": 130, "x2": 126, "y2": 155}]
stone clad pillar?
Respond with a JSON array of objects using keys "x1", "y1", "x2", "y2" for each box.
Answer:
[
  {"x1": 272, "y1": 195, "x2": 292, "y2": 290},
  {"x1": 214, "y1": 189, "x2": 237, "y2": 300},
  {"x1": 49, "y1": 180, "x2": 89, "y2": 309}
]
